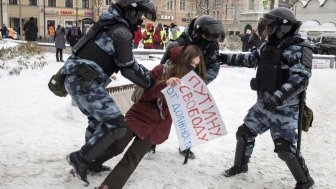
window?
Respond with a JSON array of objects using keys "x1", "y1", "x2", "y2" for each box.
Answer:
[
  {"x1": 180, "y1": 0, "x2": 185, "y2": 11},
  {"x1": 167, "y1": 0, "x2": 173, "y2": 10},
  {"x1": 105, "y1": 0, "x2": 110, "y2": 5},
  {"x1": 82, "y1": 0, "x2": 89, "y2": 8},
  {"x1": 48, "y1": 0, "x2": 56, "y2": 7},
  {"x1": 9, "y1": 0, "x2": 17, "y2": 4},
  {"x1": 29, "y1": 0, "x2": 37, "y2": 5},
  {"x1": 65, "y1": 0, "x2": 73, "y2": 8},
  {"x1": 249, "y1": 0, "x2": 255, "y2": 10}
]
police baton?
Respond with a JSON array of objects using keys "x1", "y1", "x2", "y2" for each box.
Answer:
[{"x1": 297, "y1": 91, "x2": 306, "y2": 155}]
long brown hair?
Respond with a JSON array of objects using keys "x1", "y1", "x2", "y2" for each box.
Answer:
[{"x1": 164, "y1": 45, "x2": 206, "y2": 81}]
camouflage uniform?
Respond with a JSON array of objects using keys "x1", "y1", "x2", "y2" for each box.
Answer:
[
  {"x1": 220, "y1": 35, "x2": 314, "y2": 188},
  {"x1": 223, "y1": 7, "x2": 314, "y2": 188},
  {"x1": 63, "y1": 4, "x2": 155, "y2": 181},
  {"x1": 229, "y1": 35, "x2": 312, "y2": 161}
]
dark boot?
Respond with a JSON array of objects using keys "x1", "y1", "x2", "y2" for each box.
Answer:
[
  {"x1": 87, "y1": 162, "x2": 111, "y2": 173},
  {"x1": 223, "y1": 164, "x2": 248, "y2": 177},
  {"x1": 295, "y1": 175, "x2": 315, "y2": 189},
  {"x1": 275, "y1": 139, "x2": 315, "y2": 189},
  {"x1": 223, "y1": 124, "x2": 255, "y2": 177},
  {"x1": 179, "y1": 148, "x2": 196, "y2": 159},
  {"x1": 148, "y1": 145, "x2": 156, "y2": 154},
  {"x1": 66, "y1": 151, "x2": 89, "y2": 186}
]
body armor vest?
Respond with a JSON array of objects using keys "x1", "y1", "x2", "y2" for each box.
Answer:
[
  {"x1": 73, "y1": 21, "x2": 121, "y2": 76},
  {"x1": 250, "y1": 45, "x2": 289, "y2": 93}
]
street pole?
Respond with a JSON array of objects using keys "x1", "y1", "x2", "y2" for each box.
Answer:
[
  {"x1": 0, "y1": 0, "x2": 2, "y2": 26},
  {"x1": 76, "y1": 0, "x2": 78, "y2": 25},
  {"x1": 43, "y1": 0, "x2": 46, "y2": 40},
  {"x1": 174, "y1": 0, "x2": 177, "y2": 24},
  {"x1": 19, "y1": 0, "x2": 22, "y2": 36}
]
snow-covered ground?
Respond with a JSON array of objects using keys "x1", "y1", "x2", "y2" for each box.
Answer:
[{"x1": 0, "y1": 43, "x2": 335, "y2": 189}]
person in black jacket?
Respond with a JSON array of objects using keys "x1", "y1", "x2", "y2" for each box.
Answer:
[
  {"x1": 66, "y1": 22, "x2": 82, "y2": 49},
  {"x1": 23, "y1": 17, "x2": 38, "y2": 41},
  {"x1": 158, "y1": 15, "x2": 225, "y2": 159},
  {"x1": 248, "y1": 28, "x2": 261, "y2": 50}
]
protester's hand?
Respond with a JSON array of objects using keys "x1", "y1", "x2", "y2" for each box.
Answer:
[
  {"x1": 166, "y1": 77, "x2": 181, "y2": 86},
  {"x1": 264, "y1": 95, "x2": 281, "y2": 111}
]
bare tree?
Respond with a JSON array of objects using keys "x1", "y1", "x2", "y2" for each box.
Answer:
[
  {"x1": 279, "y1": 0, "x2": 300, "y2": 8},
  {"x1": 196, "y1": 0, "x2": 217, "y2": 15},
  {"x1": 270, "y1": 0, "x2": 275, "y2": 10}
]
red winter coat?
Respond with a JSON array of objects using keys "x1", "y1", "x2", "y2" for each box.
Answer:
[
  {"x1": 133, "y1": 27, "x2": 142, "y2": 47},
  {"x1": 125, "y1": 64, "x2": 172, "y2": 144}
]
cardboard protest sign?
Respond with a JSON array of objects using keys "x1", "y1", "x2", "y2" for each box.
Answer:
[{"x1": 161, "y1": 71, "x2": 227, "y2": 151}]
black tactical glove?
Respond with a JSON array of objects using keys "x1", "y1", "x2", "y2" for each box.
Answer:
[
  {"x1": 219, "y1": 53, "x2": 229, "y2": 65},
  {"x1": 264, "y1": 95, "x2": 281, "y2": 111}
]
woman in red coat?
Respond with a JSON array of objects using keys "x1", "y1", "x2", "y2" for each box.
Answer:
[
  {"x1": 133, "y1": 25, "x2": 142, "y2": 49},
  {"x1": 94, "y1": 45, "x2": 206, "y2": 189}
]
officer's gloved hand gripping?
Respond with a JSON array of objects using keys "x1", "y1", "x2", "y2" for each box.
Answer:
[{"x1": 264, "y1": 95, "x2": 281, "y2": 111}]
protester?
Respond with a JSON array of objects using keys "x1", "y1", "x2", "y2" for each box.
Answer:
[
  {"x1": 23, "y1": 17, "x2": 38, "y2": 41},
  {"x1": 66, "y1": 21, "x2": 82, "y2": 50},
  {"x1": 169, "y1": 22, "x2": 181, "y2": 42},
  {"x1": 248, "y1": 28, "x2": 261, "y2": 50},
  {"x1": 61, "y1": 0, "x2": 157, "y2": 185},
  {"x1": 1, "y1": 24, "x2": 8, "y2": 38},
  {"x1": 241, "y1": 29, "x2": 251, "y2": 52},
  {"x1": 133, "y1": 25, "x2": 142, "y2": 49},
  {"x1": 159, "y1": 15, "x2": 225, "y2": 159},
  {"x1": 94, "y1": 45, "x2": 206, "y2": 189},
  {"x1": 48, "y1": 24, "x2": 55, "y2": 43},
  {"x1": 54, "y1": 24, "x2": 66, "y2": 62},
  {"x1": 152, "y1": 23, "x2": 165, "y2": 49},
  {"x1": 142, "y1": 22, "x2": 154, "y2": 49},
  {"x1": 220, "y1": 7, "x2": 315, "y2": 189}
]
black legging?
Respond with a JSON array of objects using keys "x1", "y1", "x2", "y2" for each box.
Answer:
[{"x1": 56, "y1": 48, "x2": 63, "y2": 61}]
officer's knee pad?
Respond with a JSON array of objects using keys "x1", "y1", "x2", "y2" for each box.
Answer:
[
  {"x1": 274, "y1": 138, "x2": 295, "y2": 161},
  {"x1": 236, "y1": 124, "x2": 254, "y2": 141},
  {"x1": 104, "y1": 115, "x2": 127, "y2": 130}
]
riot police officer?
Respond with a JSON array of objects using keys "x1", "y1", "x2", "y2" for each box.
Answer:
[
  {"x1": 62, "y1": 0, "x2": 157, "y2": 186},
  {"x1": 220, "y1": 7, "x2": 314, "y2": 189}
]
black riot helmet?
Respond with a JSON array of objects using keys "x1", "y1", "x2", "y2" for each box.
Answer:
[
  {"x1": 258, "y1": 7, "x2": 301, "y2": 41},
  {"x1": 192, "y1": 15, "x2": 225, "y2": 42},
  {"x1": 116, "y1": 0, "x2": 156, "y2": 26}
]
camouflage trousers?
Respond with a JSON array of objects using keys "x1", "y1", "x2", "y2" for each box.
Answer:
[
  {"x1": 243, "y1": 99, "x2": 300, "y2": 157},
  {"x1": 64, "y1": 73, "x2": 122, "y2": 144}
]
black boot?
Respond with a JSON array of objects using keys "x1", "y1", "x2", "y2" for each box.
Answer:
[
  {"x1": 223, "y1": 164, "x2": 248, "y2": 177},
  {"x1": 179, "y1": 148, "x2": 196, "y2": 159},
  {"x1": 295, "y1": 175, "x2": 314, "y2": 189},
  {"x1": 223, "y1": 124, "x2": 255, "y2": 177},
  {"x1": 148, "y1": 145, "x2": 156, "y2": 154},
  {"x1": 87, "y1": 162, "x2": 111, "y2": 174},
  {"x1": 66, "y1": 151, "x2": 89, "y2": 186},
  {"x1": 275, "y1": 139, "x2": 315, "y2": 189}
]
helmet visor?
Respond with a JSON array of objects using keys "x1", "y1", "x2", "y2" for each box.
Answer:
[
  {"x1": 201, "y1": 21, "x2": 225, "y2": 42},
  {"x1": 138, "y1": 1, "x2": 156, "y2": 21},
  {"x1": 257, "y1": 17, "x2": 278, "y2": 38}
]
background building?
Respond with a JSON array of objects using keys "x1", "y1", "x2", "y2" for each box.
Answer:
[
  {"x1": 1, "y1": 0, "x2": 95, "y2": 40},
  {"x1": 293, "y1": 0, "x2": 336, "y2": 36}
]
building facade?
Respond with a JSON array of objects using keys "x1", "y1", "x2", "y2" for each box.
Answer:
[
  {"x1": 1, "y1": 0, "x2": 96, "y2": 39},
  {"x1": 0, "y1": 0, "x2": 287, "y2": 39}
]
